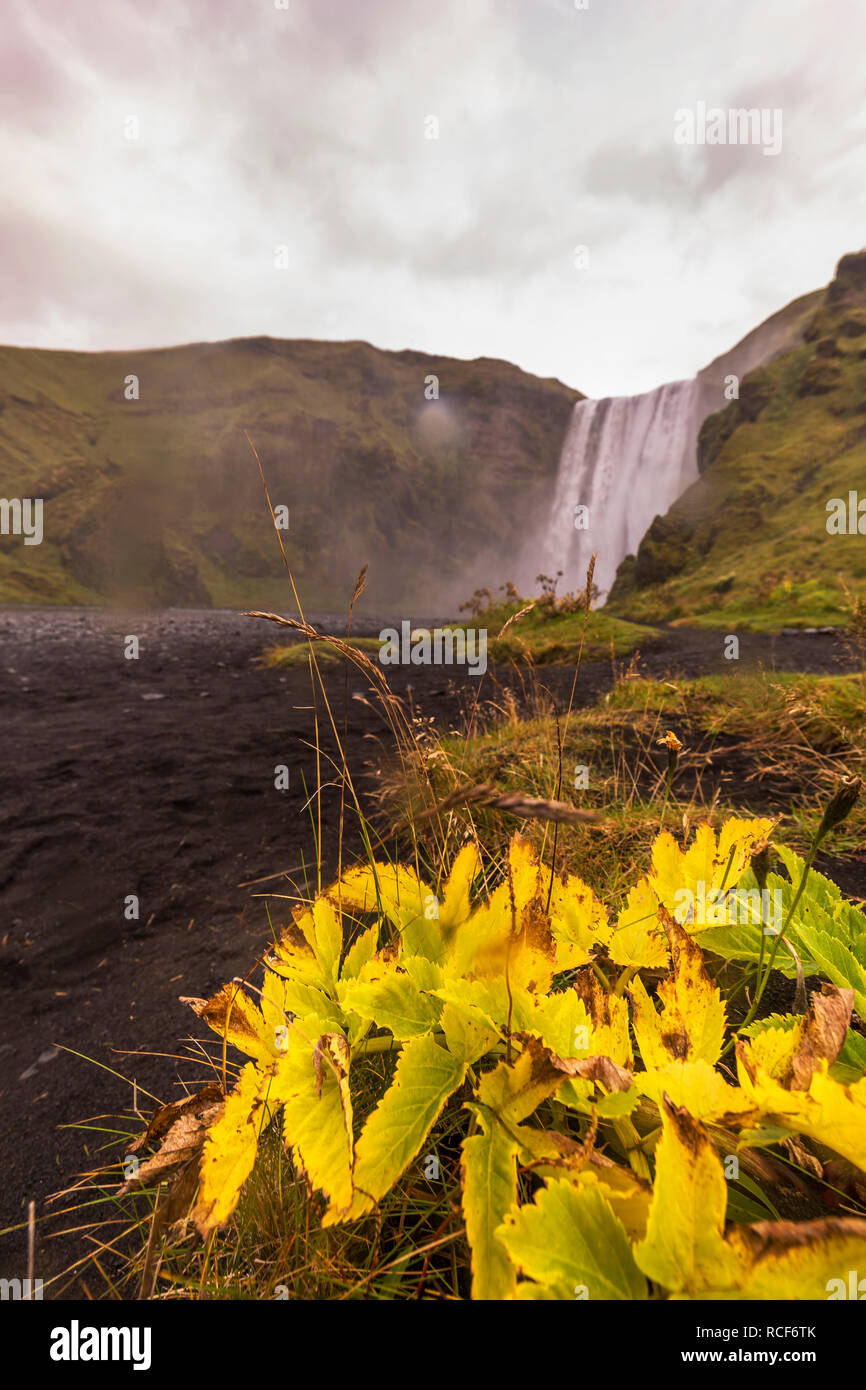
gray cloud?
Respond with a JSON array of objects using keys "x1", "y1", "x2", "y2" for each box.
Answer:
[{"x1": 1, "y1": 0, "x2": 864, "y2": 394}]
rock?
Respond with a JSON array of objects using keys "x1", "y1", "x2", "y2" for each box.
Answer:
[{"x1": 815, "y1": 336, "x2": 841, "y2": 358}]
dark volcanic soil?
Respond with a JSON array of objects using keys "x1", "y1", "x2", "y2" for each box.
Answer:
[{"x1": 0, "y1": 609, "x2": 859, "y2": 1294}]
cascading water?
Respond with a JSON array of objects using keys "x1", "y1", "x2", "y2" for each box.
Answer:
[{"x1": 540, "y1": 378, "x2": 700, "y2": 599}]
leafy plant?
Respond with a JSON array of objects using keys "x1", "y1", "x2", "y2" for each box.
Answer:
[{"x1": 124, "y1": 816, "x2": 866, "y2": 1299}]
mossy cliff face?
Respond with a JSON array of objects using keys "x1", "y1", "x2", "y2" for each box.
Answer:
[
  {"x1": 0, "y1": 339, "x2": 579, "y2": 610},
  {"x1": 607, "y1": 251, "x2": 866, "y2": 629}
]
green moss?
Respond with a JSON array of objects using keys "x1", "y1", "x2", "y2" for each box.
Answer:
[
  {"x1": 467, "y1": 599, "x2": 659, "y2": 664},
  {"x1": 263, "y1": 637, "x2": 381, "y2": 667}
]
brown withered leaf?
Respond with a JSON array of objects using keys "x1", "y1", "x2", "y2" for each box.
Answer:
[
  {"x1": 568, "y1": 1054, "x2": 634, "y2": 1092},
  {"x1": 790, "y1": 984, "x2": 853, "y2": 1090},
  {"x1": 781, "y1": 1135, "x2": 824, "y2": 1181},
  {"x1": 280, "y1": 920, "x2": 314, "y2": 955},
  {"x1": 156, "y1": 1154, "x2": 205, "y2": 1230},
  {"x1": 513, "y1": 1032, "x2": 633, "y2": 1092},
  {"x1": 125, "y1": 1085, "x2": 224, "y2": 1158},
  {"x1": 394, "y1": 781, "x2": 600, "y2": 836},
  {"x1": 312, "y1": 1032, "x2": 350, "y2": 1099},
  {"x1": 573, "y1": 966, "x2": 617, "y2": 1030},
  {"x1": 822, "y1": 1158, "x2": 866, "y2": 1207},
  {"x1": 733, "y1": 1214, "x2": 866, "y2": 1263},
  {"x1": 514, "y1": 891, "x2": 557, "y2": 962},
  {"x1": 119, "y1": 1086, "x2": 225, "y2": 1194}
]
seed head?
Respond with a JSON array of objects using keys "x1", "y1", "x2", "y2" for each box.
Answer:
[{"x1": 818, "y1": 776, "x2": 862, "y2": 837}]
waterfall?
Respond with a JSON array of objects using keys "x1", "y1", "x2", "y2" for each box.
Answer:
[{"x1": 540, "y1": 378, "x2": 700, "y2": 599}]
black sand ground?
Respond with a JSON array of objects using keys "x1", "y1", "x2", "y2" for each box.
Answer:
[{"x1": 0, "y1": 608, "x2": 859, "y2": 1294}]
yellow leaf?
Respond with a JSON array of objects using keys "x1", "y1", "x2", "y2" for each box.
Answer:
[
  {"x1": 260, "y1": 967, "x2": 288, "y2": 1040},
  {"x1": 511, "y1": 1126, "x2": 652, "y2": 1241},
  {"x1": 439, "y1": 843, "x2": 481, "y2": 928},
  {"x1": 193, "y1": 1063, "x2": 273, "y2": 1233},
  {"x1": 743, "y1": 986, "x2": 852, "y2": 1089},
  {"x1": 511, "y1": 1281, "x2": 573, "y2": 1300},
  {"x1": 547, "y1": 872, "x2": 611, "y2": 971},
  {"x1": 260, "y1": 969, "x2": 343, "y2": 1045},
  {"x1": 609, "y1": 878, "x2": 668, "y2": 970},
  {"x1": 440, "y1": 836, "x2": 608, "y2": 985},
  {"x1": 400, "y1": 954, "x2": 445, "y2": 994},
  {"x1": 649, "y1": 818, "x2": 773, "y2": 929},
  {"x1": 571, "y1": 1168, "x2": 652, "y2": 1243},
  {"x1": 630, "y1": 923, "x2": 725, "y2": 1068},
  {"x1": 461, "y1": 1113, "x2": 520, "y2": 1300},
  {"x1": 512, "y1": 988, "x2": 592, "y2": 1060},
  {"x1": 440, "y1": 1001, "x2": 500, "y2": 1065},
  {"x1": 340, "y1": 923, "x2": 380, "y2": 981},
  {"x1": 278, "y1": 1025, "x2": 354, "y2": 1214},
  {"x1": 737, "y1": 1047, "x2": 866, "y2": 1172},
  {"x1": 266, "y1": 920, "x2": 329, "y2": 990},
  {"x1": 634, "y1": 1096, "x2": 742, "y2": 1294},
  {"x1": 312, "y1": 897, "x2": 343, "y2": 983},
  {"x1": 449, "y1": 840, "x2": 555, "y2": 989},
  {"x1": 497, "y1": 1181, "x2": 647, "y2": 1300},
  {"x1": 183, "y1": 984, "x2": 278, "y2": 1065},
  {"x1": 337, "y1": 862, "x2": 440, "y2": 959},
  {"x1": 636, "y1": 1059, "x2": 754, "y2": 1123},
  {"x1": 573, "y1": 968, "x2": 633, "y2": 1067},
  {"x1": 433, "y1": 976, "x2": 509, "y2": 1034},
  {"x1": 745, "y1": 1021, "x2": 805, "y2": 1082},
  {"x1": 727, "y1": 1217, "x2": 866, "y2": 1299},
  {"x1": 476, "y1": 1037, "x2": 568, "y2": 1126}
]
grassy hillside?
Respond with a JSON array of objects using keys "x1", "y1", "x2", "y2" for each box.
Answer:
[
  {"x1": 608, "y1": 251, "x2": 866, "y2": 629},
  {"x1": 0, "y1": 338, "x2": 579, "y2": 610}
]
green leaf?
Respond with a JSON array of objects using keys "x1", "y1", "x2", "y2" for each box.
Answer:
[
  {"x1": 340, "y1": 969, "x2": 441, "y2": 1039},
  {"x1": 739, "y1": 1013, "x2": 799, "y2": 1038},
  {"x1": 592, "y1": 1086, "x2": 641, "y2": 1118},
  {"x1": 775, "y1": 844, "x2": 841, "y2": 910},
  {"x1": 725, "y1": 1188, "x2": 777, "y2": 1225},
  {"x1": 731, "y1": 1170, "x2": 782, "y2": 1221},
  {"x1": 788, "y1": 926, "x2": 866, "y2": 1021},
  {"x1": 327, "y1": 1034, "x2": 466, "y2": 1222},
  {"x1": 497, "y1": 1181, "x2": 647, "y2": 1300},
  {"x1": 836, "y1": 1028, "x2": 866, "y2": 1080}
]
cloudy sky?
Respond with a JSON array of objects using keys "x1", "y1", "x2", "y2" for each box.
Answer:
[{"x1": 3, "y1": 0, "x2": 865, "y2": 396}]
